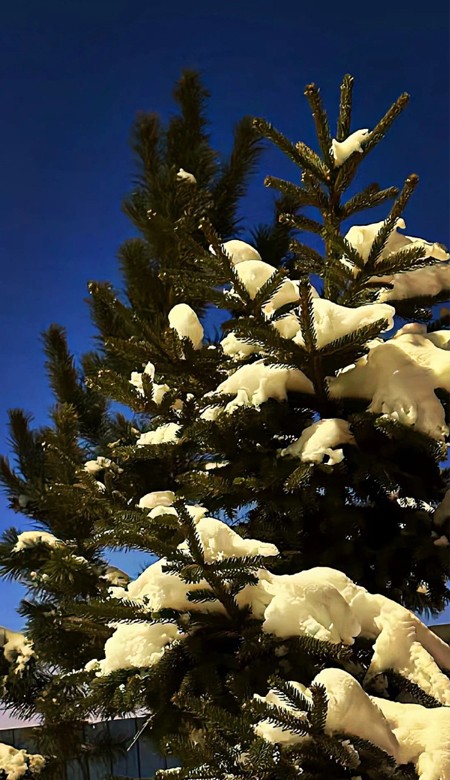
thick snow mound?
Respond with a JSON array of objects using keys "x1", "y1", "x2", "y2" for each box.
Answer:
[
  {"x1": 12, "y1": 531, "x2": 60, "y2": 553},
  {"x1": 168, "y1": 303, "x2": 203, "y2": 349},
  {"x1": 137, "y1": 423, "x2": 182, "y2": 446},
  {"x1": 96, "y1": 622, "x2": 180, "y2": 676},
  {"x1": 279, "y1": 418, "x2": 356, "y2": 465},
  {"x1": 345, "y1": 218, "x2": 449, "y2": 265},
  {"x1": 255, "y1": 668, "x2": 450, "y2": 778},
  {"x1": 343, "y1": 217, "x2": 449, "y2": 301},
  {"x1": 330, "y1": 330, "x2": 450, "y2": 440},
  {"x1": 0, "y1": 743, "x2": 45, "y2": 779},
  {"x1": 373, "y1": 696, "x2": 450, "y2": 780},
  {"x1": 211, "y1": 239, "x2": 262, "y2": 265},
  {"x1": 96, "y1": 517, "x2": 450, "y2": 707},
  {"x1": 215, "y1": 360, "x2": 313, "y2": 411}
]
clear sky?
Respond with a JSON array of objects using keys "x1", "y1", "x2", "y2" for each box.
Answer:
[{"x1": 0, "y1": 0, "x2": 449, "y2": 642}]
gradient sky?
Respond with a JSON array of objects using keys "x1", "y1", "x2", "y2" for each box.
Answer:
[{"x1": 0, "y1": 0, "x2": 449, "y2": 648}]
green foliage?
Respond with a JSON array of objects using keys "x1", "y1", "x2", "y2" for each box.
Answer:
[
  {"x1": 0, "y1": 71, "x2": 448, "y2": 780},
  {"x1": 43, "y1": 324, "x2": 108, "y2": 444}
]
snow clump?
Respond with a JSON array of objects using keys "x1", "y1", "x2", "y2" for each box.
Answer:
[
  {"x1": 168, "y1": 304, "x2": 204, "y2": 350},
  {"x1": 329, "y1": 328, "x2": 450, "y2": 440},
  {"x1": 1, "y1": 628, "x2": 34, "y2": 674},
  {"x1": 331, "y1": 128, "x2": 370, "y2": 167},
  {"x1": 210, "y1": 239, "x2": 262, "y2": 265},
  {"x1": 84, "y1": 456, "x2": 113, "y2": 474},
  {"x1": 255, "y1": 668, "x2": 450, "y2": 779},
  {"x1": 279, "y1": 418, "x2": 356, "y2": 465},
  {"x1": 0, "y1": 743, "x2": 45, "y2": 779},
  {"x1": 137, "y1": 423, "x2": 182, "y2": 446},
  {"x1": 214, "y1": 360, "x2": 313, "y2": 412},
  {"x1": 343, "y1": 217, "x2": 449, "y2": 301},
  {"x1": 176, "y1": 168, "x2": 196, "y2": 184},
  {"x1": 12, "y1": 531, "x2": 60, "y2": 553},
  {"x1": 129, "y1": 361, "x2": 170, "y2": 404}
]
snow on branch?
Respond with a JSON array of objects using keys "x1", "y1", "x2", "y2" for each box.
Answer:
[
  {"x1": 343, "y1": 217, "x2": 449, "y2": 300},
  {"x1": 278, "y1": 418, "x2": 356, "y2": 465},
  {"x1": 0, "y1": 626, "x2": 34, "y2": 675},
  {"x1": 255, "y1": 668, "x2": 450, "y2": 780},
  {"x1": 168, "y1": 303, "x2": 204, "y2": 350},
  {"x1": 330, "y1": 327, "x2": 450, "y2": 440},
  {"x1": 331, "y1": 128, "x2": 370, "y2": 167},
  {"x1": 90, "y1": 516, "x2": 450, "y2": 707},
  {"x1": 11, "y1": 530, "x2": 61, "y2": 553},
  {"x1": 0, "y1": 743, "x2": 45, "y2": 779}
]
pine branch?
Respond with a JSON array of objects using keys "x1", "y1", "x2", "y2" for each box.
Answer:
[
  {"x1": 283, "y1": 462, "x2": 313, "y2": 491},
  {"x1": 304, "y1": 82, "x2": 333, "y2": 167},
  {"x1": 366, "y1": 174, "x2": 419, "y2": 266},
  {"x1": 295, "y1": 142, "x2": 330, "y2": 183},
  {"x1": 364, "y1": 91, "x2": 410, "y2": 156},
  {"x1": 0, "y1": 456, "x2": 27, "y2": 498},
  {"x1": 298, "y1": 281, "x2": 318, "y2": 353},
  {"x1": 308, "y1": 682, "x2": 328, "y2": 732},
  {"x1": 118, "y1": 238, "x2": 165, "y2": 312},
  {"x1": 323, "y1": 230, "x2": 366, "y2": 272},
  {"x1": 264, "y1": 175, "x2": 325, "y2": 210},
  {"x1": 370, "y1": 245, "x2": 429, "y2": 276},
  {"x1": 252, "y1": 117, "x2": 305, "y2": 168},
  {"x1": 43, "y1": 326, "x2": 107, "y2": 444},
  {"x1": 301, "y1": 171, "x2": 330, "y2": 211},
  {"x1": 200, "y1": 218, "x2": 252, "y2": 304},
  {"x1": 317, "y1": 318, "x2": 390, "y2": 377},
  {"x1": 249, "y1": 697, "x2": 310, "y2": 737},
  {"x1": 6, "y1": 410, "x2": 45, "y2": 483},
  {"x1": 131, "y1": 112, "x2": 162, "y2": 189},
  {"x1": 336, "y1": 73, "x2": 354, "y2": 142},
  {"x1": 279, "y1": 212, "x2": 323, "y2": 235},
  {"x1": 173, "y1": 502, "x2": 241, "y2": 620},
  {"x1": 288, "y1": 240, "x2": 325, "y2": 276},
  {"x1": 212, "y1": 116, "x2": 264, "y2": 238},
  {"x1": 43, "y1": 325, "x2": 80, "y2": 403},
  {"x1": 340, "y1": 183, "x2": 399, "y2": 219},
  {"x1": 87, "y1": 282, "x2": 133, "y2": 342},
  {"x1": 269, "y1": 676, "x2": 312, "y2": 713},
  {"x1": 166, "y1": 70, "x2": 216, "y2": 182},
  {"x1": 334, "y1": 91, "x2": 410, "y2": 195}
]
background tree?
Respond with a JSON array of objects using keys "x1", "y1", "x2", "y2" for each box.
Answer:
[
  {"x1": 1, "y1": 73, "x2": 449, "y2": 779},
  {"x1": 0, "y1": 70, "x2": 283, "y2": 777}
]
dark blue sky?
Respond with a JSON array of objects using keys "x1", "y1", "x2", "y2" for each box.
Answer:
[{"x1": 0, "y1": 1, "x2": 449, "y2": 634}]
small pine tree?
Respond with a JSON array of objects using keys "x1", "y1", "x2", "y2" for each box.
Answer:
[{"x1": 1, "y1": 73, "x2": 449, "y2": 780}]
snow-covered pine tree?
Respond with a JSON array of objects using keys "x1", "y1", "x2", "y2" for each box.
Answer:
[{"x1": 1, "y1": 73, "x2": 450, "y2": 780}]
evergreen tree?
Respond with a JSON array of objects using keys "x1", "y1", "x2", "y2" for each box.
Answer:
[{"x1": 1, "y1": 73, "x2": 450, "y2": 780}]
